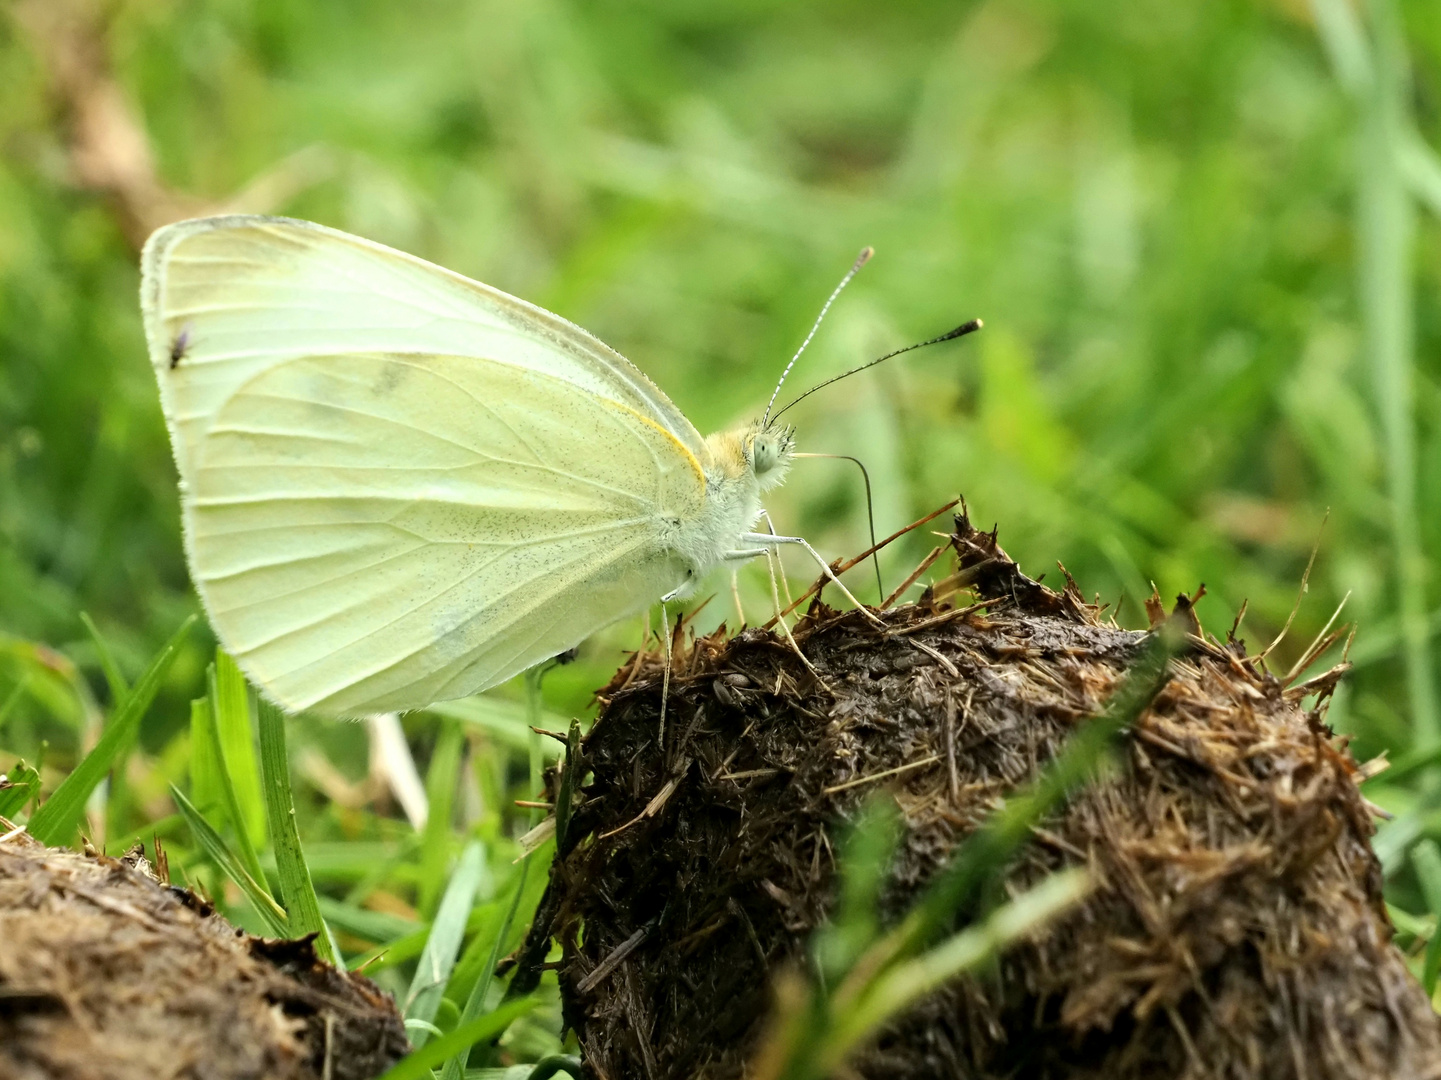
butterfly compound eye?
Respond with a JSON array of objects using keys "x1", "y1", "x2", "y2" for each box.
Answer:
[{"x1": 752, "y1": 434, "x2": 777, "y2": 475}]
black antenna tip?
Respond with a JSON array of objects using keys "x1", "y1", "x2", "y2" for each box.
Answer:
[
  {"x1": 942, "y1": 318, "x2": 983, "y2": 341},
  {"x1": 769, "y1": 313, "x2": 982, "y2": 422}
]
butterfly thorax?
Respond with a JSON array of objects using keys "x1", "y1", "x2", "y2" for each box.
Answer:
[{"x1": 663, "y1": 422, "x2": 794, "y2": 587}]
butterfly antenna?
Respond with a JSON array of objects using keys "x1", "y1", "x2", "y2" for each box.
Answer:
[
  {"x1": 771, "y1": 318, "x2": 983, "y2": 423},
  {"x1": 762, "y1": 246, "x2": 874, "y2": 427},
  {"x1": 794, "y1": 453, "x2": 883, "y2": 598}
]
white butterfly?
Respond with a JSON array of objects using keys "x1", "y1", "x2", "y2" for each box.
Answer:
[{"x1": 140, "y1": 216, "x2": 872, "y2": 717}]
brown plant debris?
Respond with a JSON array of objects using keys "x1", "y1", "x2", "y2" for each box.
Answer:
[
  {"x1": 0, "y1": 831, "x2": 408, "y2": 1080},
  {"x1": 523, "y1": 508, "x2": 1441, "y2": 1080}
]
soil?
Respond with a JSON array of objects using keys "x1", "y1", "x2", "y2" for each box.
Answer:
[
  {"x1": 0, "y1": 831, "x2": 408, "y2": 1080},
  {"x1": 523, "y1": 509, "x2": 1441, "y2": 1080}
]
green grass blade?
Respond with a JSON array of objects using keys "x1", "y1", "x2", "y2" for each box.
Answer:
[
  {"x1": 213, "y1": 650, "x2": 267, "y2": 849},
  {"x1": 0, "y1": 760, "x2": 41, "y2": 819},
  {"x1": 350, "y1": 889, "x2": 525, "y2": 975},
  {"x1": 427, "y1": 698, "x2": 567, "y2": 757},
  {"x1": 441, "y1": 854, "x2": 539, "y2": 1080},
  {"x1": 79, "y1": 612, "x2": 129, "y2": 705},
  {"x1": 1309, "y1": 0, "x2": 1373, "y2": 96},
  {"x1": 106, "y1": 813, "x2": 183, "y2": 856},
  {"x1": 316, "y1": 896, "x2": 417, "y2": 944},
  {"x1": 814, "y1": 798, "x2": 902, "y2": 982},
  {"x1": 521, "y1": 1058, "x2": 584, "y2": 1080},
  {"x1": 445, "y1": 862, "x2": 550, "y2": 1010},
  {"x1": 170, "y1": 782, "x2": 289, "y2": 937},
  {"x1": 377, "y1": 998, "x2": 538, "y2": 1080},
  {"x1": 260, "y1": 840, "x2": 410, "y2": 883},
  {"x1": 419, "y1": 717, "x2": 466, "y2": 917},
  {"x1": 197, "y1": 672, "x2": 269, "y2": 889},
  {"x1": 1386, "y1": 902, "x2": 1433, "y2": 940},
  {"x1": 1367, "y1": 741, "x2": 1441, "y2": 788},
  {"x1": 826, "y1": 869, "x2": 1090, "y2": 1072},
  {"x1": 189, "y1": 697, "x2": 224, "y2": 814},
  {"x1": 554, "y1": 720, "x2": 582, "y2": 850},
  {"x1": 1411, "y1": 839, "x2": 1441, "y2": 994},
  {"x1": 82, "y1": 613, "x2": 139, "y2": 838},
  {"x1": 0, "y1": 674, "x2": 32, "y2": 733},
  {"x1": 406, "y1": 840, "x2": 488, "y2": 1046},
  {"x1": 1399, "y1": 129, "x2": 1441, "y2": 219},
  {"x1": 348, "y1": 924, "x2": 432, "y2": 974},
  {"x1": 257, "y1": 697, "x2": 336, "y2": 963},
  {"x1": 28, "y1": 615, "x2": 196, "y2": 845},
  {"x1": 1352, "y1": 0, "x2": 1439, "y2": 748}
]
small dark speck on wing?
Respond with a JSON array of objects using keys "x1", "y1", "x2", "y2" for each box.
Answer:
[{"x1": 169, "y1": 328, "x2": 192, "y2": 368}]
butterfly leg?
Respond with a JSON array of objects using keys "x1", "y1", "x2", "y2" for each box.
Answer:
[
  {"x1": 723, "y1": 546, "x2": 828, "y2": 686},
  {"x1": 721, "y1": 546, "x2": 778, "y2": 629},
  {"x1": 736, "y1": 532, "x2": 885, "y2": 626},
  {"x1": 756, "y1": 511, "x2": 798, "y2": 615},
  {"x1": 657, "y1": 599, "x2": 672, "y2": 752},
  {"x1": 730, "y1": 567, "x2": 745, "y2": 628},
  {"x1": 723, "y1": 544, "x2": 787, "y2": 620}
]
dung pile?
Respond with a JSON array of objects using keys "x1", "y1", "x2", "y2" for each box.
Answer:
[
  {"x1": 0, "y1": 830, "x2": 408, "y2": 1080},
  {"x1": 527, "y1": 510, "x2": 1441, "y2": 1080}
]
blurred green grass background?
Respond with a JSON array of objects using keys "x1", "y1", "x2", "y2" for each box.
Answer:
[{"x1": 3, "y1": 0, "x2": 1441, "y2": 1057}]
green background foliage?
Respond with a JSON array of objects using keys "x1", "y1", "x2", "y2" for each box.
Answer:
[{"x1": 3, "y1": 0, "x2": 1441, "y2": 1061}]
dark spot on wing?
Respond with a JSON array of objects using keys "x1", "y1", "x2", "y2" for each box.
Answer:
[
  {"x1": 169, "y1": 327, "x2": 192, "y2": 368},
  {"x1": 375, "y1": 355, "x2": 412, "y2": 395}
]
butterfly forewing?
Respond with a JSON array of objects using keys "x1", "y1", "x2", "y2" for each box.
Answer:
[
  {"x1": 142, "y1": 216, "x2": 707, "y2": 487},
  {"x1": 189, "y1": 351, "x2": 703, "y2": 715}
]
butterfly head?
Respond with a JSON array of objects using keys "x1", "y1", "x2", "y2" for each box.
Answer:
[
  {"x1": 744, "y1": 422, "x2": 795, "y2": 491},
  {"x1": 702, "y1": 421, "x2": 794, "y2": 493}
]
